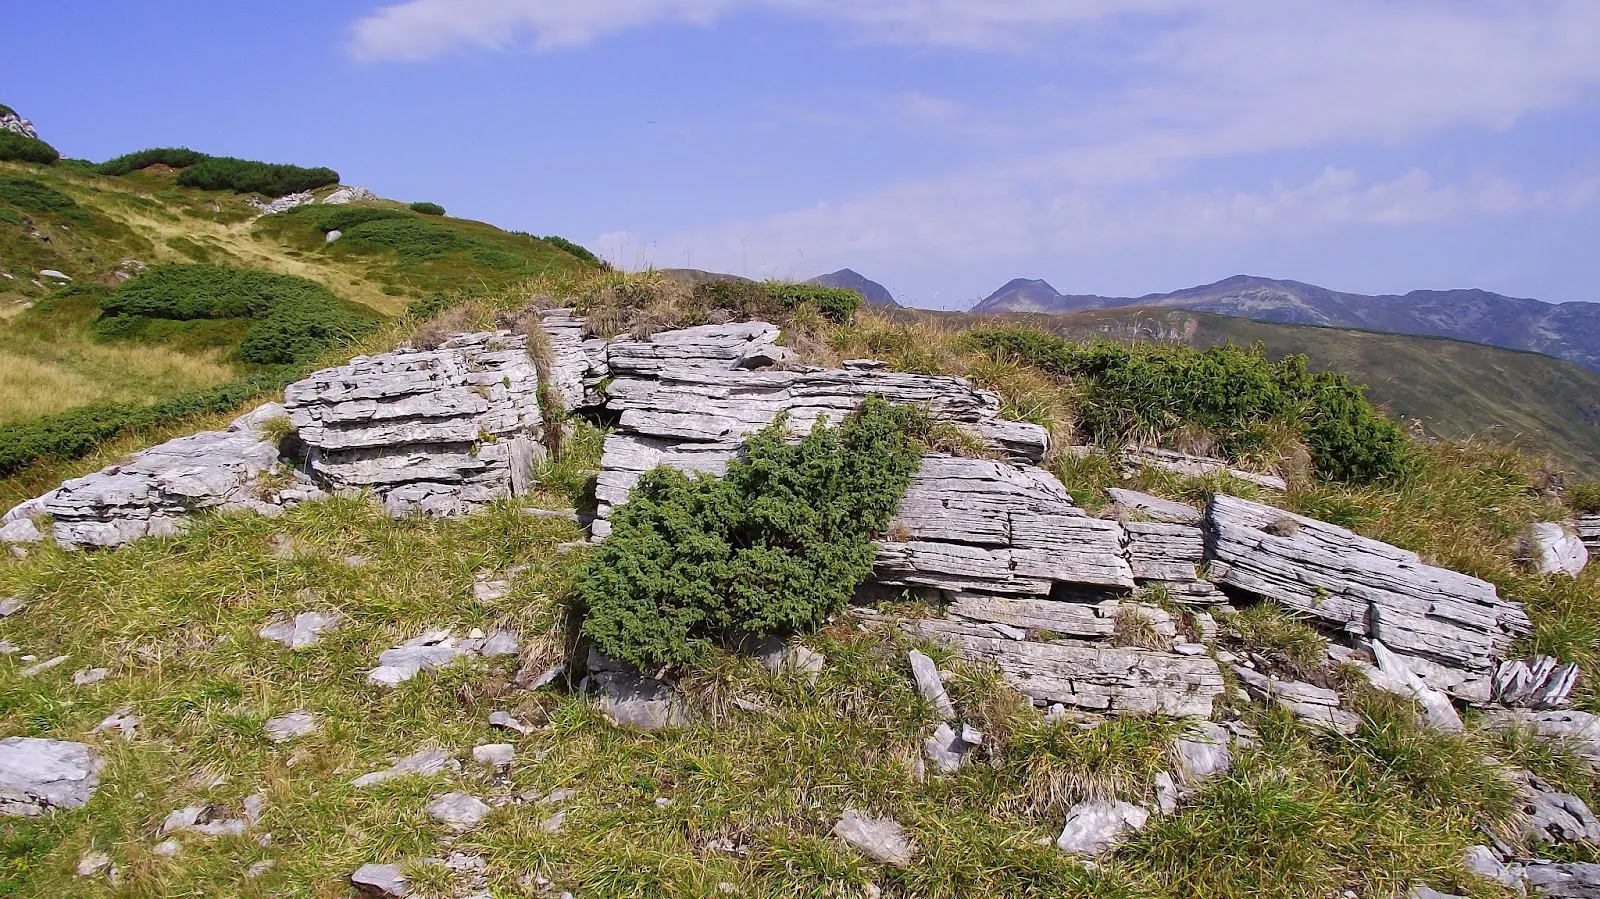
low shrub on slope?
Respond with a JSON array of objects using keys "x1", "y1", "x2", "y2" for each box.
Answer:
[
  {"x1": 94, "y1": 147, "x2": 207, "y2": 175},
  {"x1": 967, "y1": 327, "x2": 1412, "y2": 483},
  {"x1": 175, "y1": 156, "x2": 339, "y2": 197},
  {"x1": 579, "y1": 396, "x2": 923, "y2": 668},
  {"x1": 0, "y1": 130, "x2": 60, "y2": 165},
  {"x1": 97, "y1": 263, "x2": 380, "y2": 366}
]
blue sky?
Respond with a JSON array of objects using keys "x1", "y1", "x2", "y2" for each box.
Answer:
[{"x1": 5, "y1": 1, "x2": 1600, "y2": 308}]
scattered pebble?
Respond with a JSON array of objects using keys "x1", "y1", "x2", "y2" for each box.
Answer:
[
  {"x1": 260, "y1": 612, "x2": 342, "y2": 650},
  {"x1": 0, "y1": 597, "x2": 25, "y2": 617},
  {"x1": 75, "y1": 850, "x2": 111, "y2": 877},
  {"x1": 91, "y1": 707, "x2": 138, "y2": 740},
  {"x1": 833, "y1": 809, "x2": 914, "y2": 867},
  {"x1": 427, "y1": 792, "x2": 492, "y2": 831},
  {"x1": 152, "y1": 839, "x2": 182, "y2": 857},
  {"x1": 21, "y1": 655, "x2": 68, "y2": 677},
  {"x1": 350, "y1": 747, "x2": 459, "y2": 788},
  {"x1": 471, "y1": 743, "x2": 515, "y2": 770},
  {"x1": 351, "y1": 862, "x2": 408, "y2": 897},
  {"x1": 245, "y1": 859, "x2": 275, "y2": 879},
  {"x1": 488, "y1": 711, "x2": 533, "y2": 735},
  {"x1": 264, "y1": 710, "x2": 319, "y2": 744}
]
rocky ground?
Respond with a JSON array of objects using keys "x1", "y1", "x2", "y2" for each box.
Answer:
[{"x1": 3, "y1": 309, "x2": 1600, "y2": 898}]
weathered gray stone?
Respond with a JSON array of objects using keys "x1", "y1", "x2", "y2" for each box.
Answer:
[
  {"x1": 160, "y1": 798, "x2": 258, "y2": 837},
  {"x1": 1123, "y1": 521, "x2": 1205, "y2": 583},
  {"x1": 1175, "y1": 721, "x2": 1233, "y2": 785},
  {"x1": 352, "y1": 863, "x2": 410, "y2": 897},
  {"x1": 1232, "y1": 665, "x2": 1359, "y2": 733},
  {"x1": 91, "y1": 707, "x2": 138, "y2": 740},
  {"x1": 72, "y1": 668, "x2": 110, "y2": 686},
  {"x1": 21, "y1": 655, "x2": 68, "y2": 677},
  {"x1": 427, "y1": 792, "x2": 491, "y2": 831},
  {"x1": 0, "y1": 110, "x2": 38, "y2": 139},
  {"x1": 876, "y1": 457, "x2": 1133, "y2": 593},
  {"x1": 947, "y1": 596, "x2": 1119, "y2": 638},
  {"x1": 833, "y1": 809, "x2": 914, "y2": 867},
  {"x1": 1107, "y1": 488, "x2": 1203, "y2": 525},
  {"x1": 260, "y1": 612, "x2": 341, "y2": 650},
  {"x1": 75, "y1": 850, "x2": 112, "y2": 878},
  {"x1": 922, "y1": 722, "x2": 980, "y2": 773},
  {"x1": 0, "y1": 518, "x2": 41, "y2": 544},
  {"x1": 592, "y1": 671, "x2": 687, "y2": 731},
  {"x1": 1463, "y1": 845, "x2": 1526, "y2": 891},
  {"x1": 1579, "y1": 515, "x2": 1600, "y2": 554},
  {"x1": 755, "y1": 639, "x2": 825, "y2": 684},
  {"x1": 1207, "y1": 494, "x2": 1531, "y2": 703},
  {"x1": 540, "y1": 309, "x2": 610, "y2": 410},
  {"x1": 471, "y1": 744, "x2": 515, "y2": 770},
  {"x1": 1359, "y1": 639, "x2": 1464, "y2": 731},
  {"x1": 321, "y1": 186, "x2": 378, "y2": 205},
  {"x1": 1531, "y1": 522, "x2": 1590, "y2": 577},
  {"x1": 1480, "y1": 709, "x2": 1600, "y2": 767},
  {"x1": 907, "y1": 650, "x2": 955, "y2": 720},
  {"x1": 1123, "y1": 446, "x2": 1288, "y2": 491},
  {"x1": 1517, "y1": 769, "x2": 1600, "y2": 847},
  {"x1": 3, "y1": 403, "x2": 299, "y2": 550},
  {"x1": 284, "y1": 332, "x2": 543, "y2": 517},
  {"x1": 1407, "y1": 887, "x2": 1463, "y2": 899},
  {"x1": 349, "y1": 747, "x2": 459, "y2": 788},
  {"x1": 264, "y1": 710, "x2": 319, "y2": 744},
  {"x1": 895, "y1": 617, "x2": 1223, "y2": 718},
  {"x1": 0, "y1": 597, "x2": 23, "y2": 616},
  {"x1": 0, "y1": 737, "x2": 100, "y2": 816},
  {"x1": 1055, "y1": 800, "x2": 1149, "y2": 856},
  {"x1": 1495, "y1": 655, "x2": 1581, "y2": 710},
  {"x1": 368, "y1": 629, "x2": 505, "y2": 686},
  {"x1": 1522, "y1": 861, "x2": 1600, "y2": 897}
]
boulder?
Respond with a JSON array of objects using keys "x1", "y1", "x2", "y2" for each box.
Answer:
[
  {"x1": 1530, "y1": 522, "x2": 1590, "y2": 576},
  {"x1": 284, "y1": 332, "x2": 543, "y2": 517},
  {"x1": 923, "y1": 722, "x2": 981, "y2": 773},
  {"x1": 592, "y1": 670, "x2": 687, "y2": 731},
  {"x1": 4, "y1": 403, "x2": 304, "y2": 550},
  {"x1": 1206, "y1": 494, "x2": 1531, "y2": 703},
  {"x1": 0, "y1": 737, "x2": 100, "y2": 816},
  {"x1": 1055, "y1": 800, "x2": 1149, "y2": 856},
  {"x1": 1174, "y1": 721, "x2": 1233, "y2": 785},
  {"x1": 1516, "y1": 769, "x2": 1600, "y2": 847},
  {"x1": 1122, "y1": 521, "x2": 1204, "y2": 583},
  {"x1": 1522, "y1": 861, "x2": 1600, "y2": 897},
  {"x1": 0, "y1": 518, "x2": 41, "y2": 544},
  {"x1": 247, "y1": 191, "x2": 315, "y2": 214},
  {"x1": 832, "y1": 809, "x2": 914, "y2": 867},
  {"x1": 1355, "y1": 639, "x2": 1463, "y2": 731}
]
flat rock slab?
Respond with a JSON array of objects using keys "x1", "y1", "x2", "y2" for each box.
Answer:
[
  {"x1": 1055, "y1": 800, "x2": 1150, "y2": 856},
  {"x1": 894, "y1": 617, "x2": 1223, "y2": 718},
  {"x1": 833, "y1": 809, "x2": 914, "y2": 867},
  {"x1": 1206, "y1": 494, "x2": 1531, "y2": 703},
  {"x1": 284, "y1": 331, "x2": 544, "y2": 517},
  {"x1": 1579, "y1": 515, "x2": 1599, "y2": 553},
  {"x1": 350, "y1": 747, "x2": 459, "y2": 788},
  {"x1": 6, "y1": 403, "x2": 302, "y2": 550},
  {"x1": 427, "y1": 792, "x2": 491, "y2": 831},
  {"x1": 1123, "y1": 521, "x2": 1205, "y2": 583},
  {"x1": 264, "y1": 710, "x2": 319, "y2": 743},
  {"x1": 593, "y1": 670, "x2": 687, "y2": 731},
  {"x1": 1233, "y1": 665, "x2": 1359, "y2": 734},
  {"x1": 260, "y1": 611, "x2": 341, "y2": 650},
  {"x1": 0, "y1": 737, "x2": 100, "y2": 816},
  {"x1": 1481, "y1": 709, "x2": 1600, "y2": 766},
  {"x1": 1107, "y1": 488, "x2": 1203, "y2": 524},
  {"x1": 352, "y1": 863, "x2": 410, "y2": 897}
]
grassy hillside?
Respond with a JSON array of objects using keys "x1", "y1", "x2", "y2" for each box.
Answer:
[{"x1": 979, "y1": 307, "x2": 1600, "y2": 478}]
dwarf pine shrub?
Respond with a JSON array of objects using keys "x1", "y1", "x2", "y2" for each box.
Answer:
[
  {"x1": 967, "y1": 328, "x2": 1412, "y2": 483},
  {"x1": 98, "y1": 264, "x2": 379, "y2": 365},
  {"x1": 408, "y1": 201, "x2": 445, "y2": 216},
  {"x1": 0, "y1": 130, "x2": 60, "y2": 165},
  {"x1": 578, "y1": 396, "x2": 923, "y2": 669},
  {"x1": 691, "y1": 280, "x2": 862, "y2": 324},
  {"x1": 95, "y1": 147, "x2": 207, "y2": 175},
  {"x1": 540, "y1": 235, "x2": 606, "y2": 268},
  {"x1": 175, "y1": 156, "x2": 339, "y2": 197}
]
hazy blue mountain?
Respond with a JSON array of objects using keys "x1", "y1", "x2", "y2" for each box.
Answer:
[{"x1": 806, "y1": 268, "x2": 902, "y2": 308}]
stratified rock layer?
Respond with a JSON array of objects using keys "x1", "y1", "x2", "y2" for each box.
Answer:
[
  {"x1": 1579, "y1": 515, "x2": 1599, "y2": 554},
  {"x1": 284, "y1": 331, "x2": 543, "y2": 517},
  {"x1": 6, "y1": 404, "x2": 308, "y2": 549},
  {"x1": 1206, "y1": 494, "x2": 1532, "y2": 702}
]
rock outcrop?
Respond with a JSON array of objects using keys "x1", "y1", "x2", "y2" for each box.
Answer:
[
  {"x1": 1122, "y1": 446, "x2": 1287, "y2": 492},
  {"x1": 321, "y1": 186, "x2": 378, "y2": 205},
  {"x1": 539, "y1": 309, "x2": 609, "y2": 411},
  {"x1": 284, "y1": 331, "x2": 544, "y2": 517},
  {"x1": 3, "y1": 404, "x2": 311, "y2": 550},
  {"x1": 0, "y1": 110, "x2": 37, "y2": 139},
  {"x1": 1206, "y1": 494, "x2": 1531, "y2": 703},
  {"x1": 0, "y1": 737, "x2": 100, "y2": 817}
]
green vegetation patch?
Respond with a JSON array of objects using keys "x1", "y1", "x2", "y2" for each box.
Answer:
[
  {"x1": 1570, "y1": 483, "x2": 1600, "y2": 515},
  {"x1": 407, "y1": 201, "x2": 445, "y2": 216},
  {"x1": 0, "y1": 130, "x2": 60, "y2": 165},
  {"x1": 579, "y1": 396, "x2": 924, "y2": 669},
  {"x1": 0, "y1": 178, "x2": 80, "y2": 216},
  {"x1": 98, "y1": 263, "x2": 380, "y2": 365},
  {"x1": 0, "y1": 370, "x2": 290, "y2": 477},
  {"x1": 541, "y1": 235, "x2": 606, "y2": 268},
  {"x1": 175, "y1": 156, "x2": 339, "y2": 197},
  {"x1": 969, "y1": 328, "x2": 1413, "y2": 483},
  {"x1": 95, "y1": 147, "x2": 207, "y2": 176},
  {"x1": 693, "y1": 279, "x2": 863, "y2": 324}
]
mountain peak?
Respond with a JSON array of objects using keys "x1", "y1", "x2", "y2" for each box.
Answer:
[{"x1": 806, "y1": 269, "x2": 902, "y2": 308}]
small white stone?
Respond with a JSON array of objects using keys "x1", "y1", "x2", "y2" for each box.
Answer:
[
  {"x1": 72, "y1": 668, "x2": 110, "y2": 686},
  {"x1": 22, "y1": 655, "x2": 68, "y2": 677},
  {"x1": 471, "y1": 743, "x2": 515, "y2": 770},
  {"x1": 427, "y1": 792, "x2": 492, "y2": 831},
  {"x1": 264, "y1": 710, "x2": 319, "y2": 744},
  {"x1": 75, "y1": 850, "x2": 111, "y2": 877},
  {"x1": 152, "y1": 839, "x2": 181, "y2": 857}
]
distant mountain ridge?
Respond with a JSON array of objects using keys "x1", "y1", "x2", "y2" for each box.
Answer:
[
  {"x1": 805, "y1": 268, "x2": 902, "y2": 308},
  {"x1": 971, "y1": 274, "x2": 1600, "y2": 373}
]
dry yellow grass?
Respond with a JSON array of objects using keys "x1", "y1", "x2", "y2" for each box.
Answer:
[{"x1": 0, "y1": 343, "x2": 236, "y2": 424}]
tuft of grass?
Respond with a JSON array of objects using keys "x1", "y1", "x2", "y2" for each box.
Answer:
[{"x1": 1225, "y1": 604, "x2": 1329, "y2": 675}]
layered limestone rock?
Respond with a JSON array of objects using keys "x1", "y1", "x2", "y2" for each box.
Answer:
[
  {"x1": 284, "y1": 331, "x2": 544, "y2": 517},
  {"x1": 875, "y1": 456, "x2": 1134, "y2": 593},
  {"x1": 1122, "y1": 446, "x2": 1287, "y2": 492},
  {"x1": 1206, "y1": 494, "x2": 1532, "y2": 703},
  {"x1": 539, "y1": 309, "x2": 609, "y2": 411},
  {"x1": 3, "y1": 404, "x2": 311, "y2": 550},
  {"x1": 590, "y1": 320, "x2": 1050, "y2": 537},
  {"x1": 875, "y1": 614, "x2": 1224, "y2": 718},
  {"x1": 1579, "y1": 515, "x2": 1600, "y2": 554}
]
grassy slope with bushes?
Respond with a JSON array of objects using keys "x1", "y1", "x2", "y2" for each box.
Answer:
[{"x1": 1011, "y1": 306, "x2": 1600, "y2": 478}]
